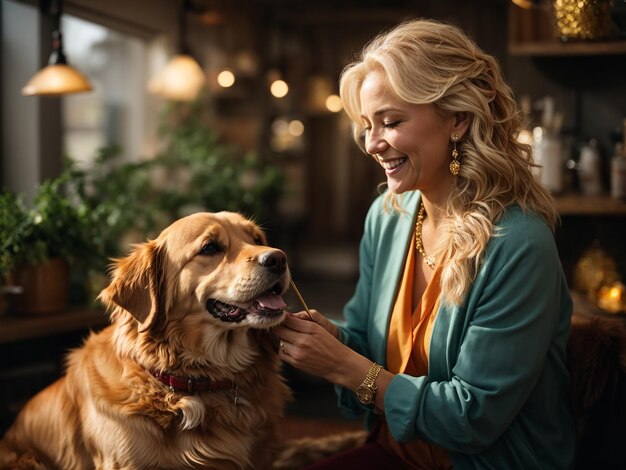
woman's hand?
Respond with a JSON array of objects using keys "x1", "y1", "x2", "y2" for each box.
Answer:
[
  {"x1": 275, "y1": 310, "x2": 350, "y2": 383},
  {"x1": 276, "y1": 309, "x2": 394, "y2": 411},
  {"x1": 289, "y1": 309, "x2": 340, "y2": 339}
]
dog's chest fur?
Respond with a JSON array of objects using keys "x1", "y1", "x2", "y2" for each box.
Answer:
[{"x1": 62, "y1": 325, "x2": 289, "y2": 469}]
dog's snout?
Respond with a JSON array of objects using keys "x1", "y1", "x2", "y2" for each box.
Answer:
[{"x1": 258, "y1": 250, "x2": 287, "y2": 274}]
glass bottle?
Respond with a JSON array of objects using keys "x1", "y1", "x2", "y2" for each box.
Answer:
[
  {"x1": 579, "y1": 138, "x2": 602, "y2": 196},
  {"x1": 610, "y1": 119, "x2": 626, "y2": 200}
]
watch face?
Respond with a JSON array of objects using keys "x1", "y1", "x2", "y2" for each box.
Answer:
[{"x1": 356, "y1": 385, "x2": 374, "y2": 404}]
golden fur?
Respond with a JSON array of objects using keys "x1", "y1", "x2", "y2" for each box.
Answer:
[
  {"x1": 273, "y1": 431, "x2": 367, "y2": 469},
  {"x1": 0, "y1": 212, "x2": 292, "y2": 469},
  {"x1": 567, "y1": 315, "x2": 626, "y2": 468}
]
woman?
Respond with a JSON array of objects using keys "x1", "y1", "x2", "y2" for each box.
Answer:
[{"x1": 276, "y1": 19, "x2": 574, "y2": 469}]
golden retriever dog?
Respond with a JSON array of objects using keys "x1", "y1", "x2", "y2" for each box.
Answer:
[{"x1": 0, "y1": 212, "x2": 292, "y2": 469}]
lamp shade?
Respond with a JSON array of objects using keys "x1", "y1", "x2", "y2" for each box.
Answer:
[
  {"x1": 22, "y1": 63, "x2": 92, "y2": 96},
  {"x1": 512, "y1": 0, "x2": 529, "y2": 7},
  {"x1": 148, "y1": 54, "x2": 205, "y2": 102}
]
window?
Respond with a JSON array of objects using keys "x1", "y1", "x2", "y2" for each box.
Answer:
[{"x1": 62, "y1": 15, "x2": 150, "y2": 166}]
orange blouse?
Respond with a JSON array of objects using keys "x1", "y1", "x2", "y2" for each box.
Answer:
[{"x1": 377, "y1": 230, "x2": 452, "y2": 469}]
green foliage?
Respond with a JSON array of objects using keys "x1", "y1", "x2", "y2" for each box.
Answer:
[
  {"x1": 153, "y1": 101, "x2": 284, "y2": 222},
  {"x1": 0, "y1": 192, "x2": 29, "y2": 279},
  {"x1": 0, "y1": 100, "x2": 284, "y2": 285},
  {"x1": 64, "y1": 146, "x2": 162, "y2": 272},
  {"x1": 0, "y1": 174, "x2": 96, "y2": 280}
]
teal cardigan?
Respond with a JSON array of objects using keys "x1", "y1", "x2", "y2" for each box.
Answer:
[{"x1": 335, "y1": 191, "x2": 575, "y2": 469}]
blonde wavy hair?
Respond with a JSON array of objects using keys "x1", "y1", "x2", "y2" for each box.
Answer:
[{"x1": 340, "y1": 19, "x2": 557, "y2": 305}]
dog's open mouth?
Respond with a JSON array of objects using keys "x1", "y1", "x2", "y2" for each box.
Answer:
[{"x1": 206, "y1": 283, "x2": 286, "y2": 323}]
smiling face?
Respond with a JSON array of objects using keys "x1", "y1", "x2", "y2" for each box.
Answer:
[{"x1": 360, "y1": 71, "x2": 456, "y2": 197}]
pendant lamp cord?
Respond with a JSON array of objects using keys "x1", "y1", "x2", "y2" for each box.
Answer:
[
  {"x1": 178, "y1": 0, "x2": 192, "y2": 55},
  {"x1": 46, "y1": 0, "x2": 67, "y2": 65}
]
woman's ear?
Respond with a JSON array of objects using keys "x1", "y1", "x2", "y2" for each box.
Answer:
[{"x1": 452, "y1": 112, "x2": 470, "y2": 139}]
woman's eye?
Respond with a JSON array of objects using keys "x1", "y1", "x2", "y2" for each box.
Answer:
[
  {"x1": 383, "y1": 120, "x2": 400, "y2": 129},
  {"x1": 200, "y1": 242, "x2": 221, "y2": 256}
]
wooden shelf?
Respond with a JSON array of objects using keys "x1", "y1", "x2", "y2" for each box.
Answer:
[
  {"x1": 555, "y1": 194, "x2": 626, "y2": 216},
  {"x1": 509, "y1": 40, "x2": 626, "y2": 56},
  {"x1": 507, "y1": 3, "x2": 626, "y2": 57},
  {"x1": 0, "y1": 308, "x2": 108, "y2": 344}
]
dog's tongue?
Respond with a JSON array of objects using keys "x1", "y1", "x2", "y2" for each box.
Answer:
[{"x1": 255, "y1": 292, "x2": 286, "y2": 310}]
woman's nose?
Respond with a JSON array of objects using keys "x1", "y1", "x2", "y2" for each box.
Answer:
[{"x1": 365, "y1": 129, "x2": 388, "y2": 155}]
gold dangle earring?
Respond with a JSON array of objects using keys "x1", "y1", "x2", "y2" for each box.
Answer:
[{"x1": 449, "y1": 134, "x2": 460, "y2": 175}]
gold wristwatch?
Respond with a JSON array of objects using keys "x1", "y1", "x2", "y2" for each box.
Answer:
[{"x1": 356, "y1": 362, "x2": 383, "y2": 405}]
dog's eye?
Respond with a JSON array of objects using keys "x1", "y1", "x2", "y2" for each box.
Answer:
[
  {"x1": 200, "y1": 242, "x2": 221, "y2": 256},
  {"x1": 254, "y1": 236, "x2": 263, "y2": 245}
]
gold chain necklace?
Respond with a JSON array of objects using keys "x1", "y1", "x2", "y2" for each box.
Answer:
[{"x1": 415, "y1": 202, "x2": 436, "y2": 269}]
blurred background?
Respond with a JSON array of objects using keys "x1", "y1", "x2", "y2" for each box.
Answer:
[{"x1": 1, "y1": 0, "x2": 625, "y2": 436}]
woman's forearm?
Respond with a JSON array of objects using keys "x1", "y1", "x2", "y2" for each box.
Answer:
[{"x1": 328, "y1": 349, "x2": 393, "y2": 412}]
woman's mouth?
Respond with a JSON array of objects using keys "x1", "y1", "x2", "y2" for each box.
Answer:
[{"x1": 380, "y1": 156, "x2": 408, "y2": 175}]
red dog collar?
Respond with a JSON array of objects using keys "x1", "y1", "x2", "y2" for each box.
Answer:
[{"x1": 149, "y1": 369, "x2": 234, "y2": 394}]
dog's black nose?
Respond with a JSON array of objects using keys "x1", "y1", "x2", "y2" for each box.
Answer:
[{"x1": 259, "y1": 251, "x2": 287, "y2": 274}]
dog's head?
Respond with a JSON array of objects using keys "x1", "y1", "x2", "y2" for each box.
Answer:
[{"x1": 99, "y1": 212, "x2": 290, "y2": 334}]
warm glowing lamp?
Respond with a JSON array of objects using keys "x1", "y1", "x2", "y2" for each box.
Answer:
[
  {"x1": 325, "y1": 94, "x2": 343, "y2": 113},
  {"x1": 22, "y1": 0, "x2": 92, "y2": 97},
  {"x1": 270, "y1": 79, "x2": 289, "y2": 98},
  {"x1": 288, "y1": 120, "x2": 304, "y2": 137},
  {"x1": 598, "y1": 281, "x2": 626, "y2": 313},
  {"x1": 511, "y1": 0, "x2": 536, "y2": 8},
  {"x1": 148, "y1": 55, "x2": 205, "y2": 101},
  {"x1": 148, "y1": 0, "x2": 205, "y2": 101},
  {"x1": 217, "y1": 69, "x2": 236, "y2": 88}
]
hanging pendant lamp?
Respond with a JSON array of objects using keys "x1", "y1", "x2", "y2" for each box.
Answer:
[
  {"x1": 148, "y1": 0, "x2": 205, "y2": 101},
  {"x1": 22, "y1": 0, "x2": 92, "y2": 97}
]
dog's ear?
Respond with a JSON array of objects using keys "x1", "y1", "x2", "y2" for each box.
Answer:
[{"x1": 99, "y1": 240, "x2": 167, "y2": 333}]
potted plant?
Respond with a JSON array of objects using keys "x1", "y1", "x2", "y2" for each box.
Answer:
[{"x1": 0, "y1": 174, "x2": 96, "y2": 314}]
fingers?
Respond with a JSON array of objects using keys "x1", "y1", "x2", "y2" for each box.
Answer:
[
  {"x1": 278, "y1": 336, "x2": 298, "y2": 365},
  {"x1": 275, "y1": 316, "x2": 320, "y2": 359},
  {"x1": 274, "y1": 310, "x2": 340, "y2": 368},
  {"x1": 282, "y1": 312, "x2": 318, "y2": 333},
  {"x1": 274, "y1": 324, "x2": 299, "y2": 345},
  {"x1": 288, "y1": 310, "x2": 339, "y2": 339},
  {"x1": 290, "y1": 311, "x2": 314, "y2": 321},
  {"x1": 276, "y1": 310, "x2": 338, "y2": 342},
  {"x1": 290, "y1": 309, "x2": 321, "y2": 322}
]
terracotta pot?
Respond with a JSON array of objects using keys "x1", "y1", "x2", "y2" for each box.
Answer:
[{"x1": 10, "y1": 258, "x2": 70, "y2": 314}]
